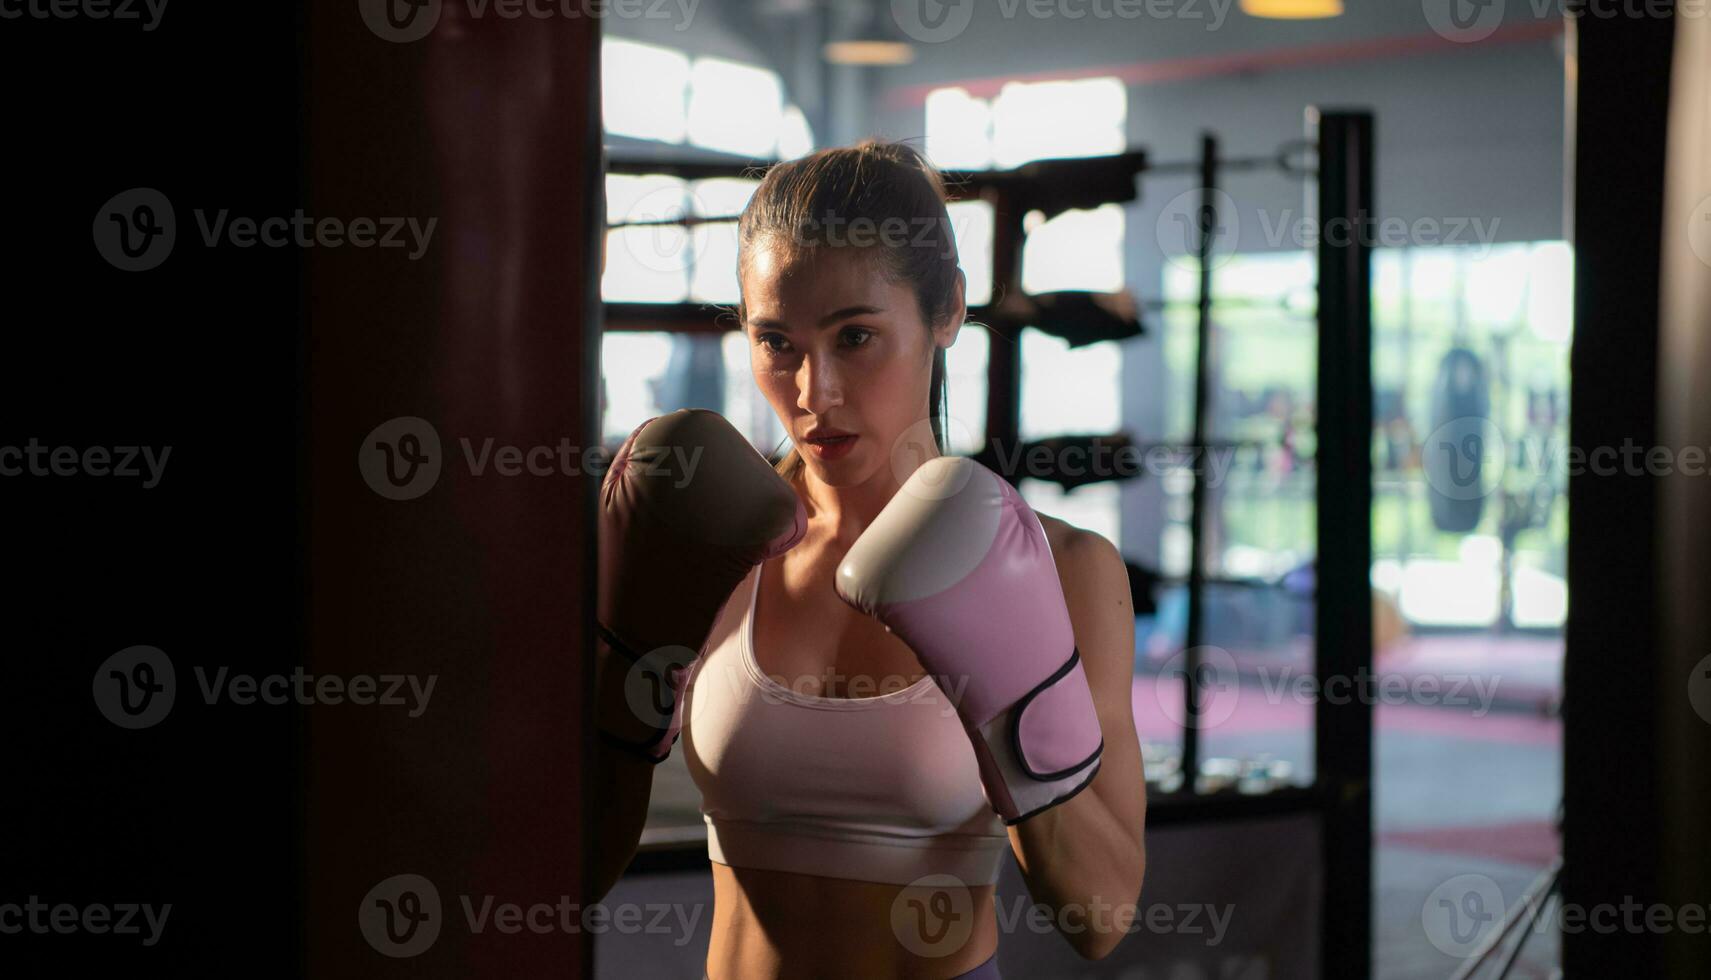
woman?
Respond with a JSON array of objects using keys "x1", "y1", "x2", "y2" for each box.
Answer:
[{"x1": 597, "y1": 139, "x2": 1147, "y2": 979}]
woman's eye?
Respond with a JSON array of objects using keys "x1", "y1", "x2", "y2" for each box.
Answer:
[
  {"x1": 842, "y1": 327, "x2": 873, "y2": 348},
  {"x1": 757, "y1": 333, "x2": 789, "y2": 354}
]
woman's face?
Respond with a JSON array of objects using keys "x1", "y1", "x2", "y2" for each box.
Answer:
[{"x1": 741, "y1": 243, "x2": 961, "y2": 488}]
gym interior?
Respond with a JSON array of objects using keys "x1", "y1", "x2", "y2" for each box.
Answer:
[{"x1": 10, "y1": 2, "x2": 1708, "y2": 979}]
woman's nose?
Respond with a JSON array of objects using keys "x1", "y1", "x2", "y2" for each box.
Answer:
[{"x1": 796, "y1": 352, "x2": 843, "y2": 414}]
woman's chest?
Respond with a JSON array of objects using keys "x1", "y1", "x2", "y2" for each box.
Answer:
[{"x1": 749, "y1": 554, "x2": 925, "y2": 699}]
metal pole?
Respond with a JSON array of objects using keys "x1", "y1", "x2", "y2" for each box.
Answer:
[
  {"x1": 1181, "y1": 132, "x2": 1218, "y2": 793},
  {"x1": 1312, "y1": 107, "x2": 1375, "y2": 980}
]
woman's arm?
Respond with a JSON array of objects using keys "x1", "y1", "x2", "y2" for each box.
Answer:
[
  {"x1": 586, "y1": 646, "x2": 660, "y2": 903},
  {"x1": 1008, "y1": 524, "x2": 1147, "y2": 961}
]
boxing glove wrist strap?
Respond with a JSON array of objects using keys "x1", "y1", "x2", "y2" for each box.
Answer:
[
  {"x1": 593, "y1": 622, "x2": 689, "y2": 764},
  {"x1": 965, "y1": 648, "x2": 1104, "y2": 826}
]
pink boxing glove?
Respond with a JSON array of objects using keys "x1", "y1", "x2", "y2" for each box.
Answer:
[
  {"x1": 596, "y1": 409, "x2": 807, "y2": 763},
  {"x1": 835, "y1": 456, "x2": 1103, "y2": 824}
]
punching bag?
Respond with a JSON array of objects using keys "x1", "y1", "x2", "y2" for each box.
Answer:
[{"x1": 1424, "y1": 346, "x2": 1493, "y2": 532}]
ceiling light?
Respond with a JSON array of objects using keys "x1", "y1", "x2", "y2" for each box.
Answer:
[{"x1": 1241, "y1": 0, "x2": 1344, "y2": 18}]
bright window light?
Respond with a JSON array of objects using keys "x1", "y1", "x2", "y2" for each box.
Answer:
[
  {"x1": 1464, "y1": 244, "x2": 1532, "y2": 328},
  {"x1": 1511, "y1": 563, "x2": 1568, "y2": 628},
  {"x1": 991, "y1": 77, "x2": 1126, "y2": 169},
  {"x1": 601, "y1": 333, "x2": 675, "y2": 441},
  {"x1": 777, "y1": 104, "x2": 815, "y2": 160},
  {"x1": 1020, "y1": 328, "x2": 1122, "y2": 440},
  {"x1": 720, "y1": 331, "x2": 786, "y2": 453},
  {"x1": 1398, "y1": 557, "x2": 1501, "y2": 627},
  {"x1": 688, "y1": 177, "x2": 758, "y2": 303},
  {"x1": 1022, "y1": 204, "x2": 1125, "y2": 294},
  {"x1": 944, "y1": 324, "x2": 989, "y2": 454},
  {"x1": 603, "y1": 40, "x2": 689, "y2": 144},
  {"x1": 603, "y1": 174, "x2": 691, "y2": 301},
  {"x1": 1527, "y1": 242, "x2": 1573, "y2": 345},
  {"x1": 946, "y1": 200, "x2": 994, "y2": 306},
  {"x1": 925, "y1": 87, "x2": 993, "y2": 170},
  {"x1": 688, "y1": 57, "x2": 783, "y2": 157}
]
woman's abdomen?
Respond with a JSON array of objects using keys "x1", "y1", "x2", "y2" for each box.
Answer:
[{"x1": 706, "y1": 862, "x2": 999, "y2": 980}]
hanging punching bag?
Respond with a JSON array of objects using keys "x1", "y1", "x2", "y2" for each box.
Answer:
[{"x1": 1424, "y1": 346, "x2": 1494, "y2": 532}]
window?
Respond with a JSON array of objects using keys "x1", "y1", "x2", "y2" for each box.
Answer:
[
  {"x1": 926, "y1": 77, "x2": 1129, "y2": 541},
  {"x1": 602, "y1": 38, "x2": 813, "y2": 161},
  {"x1": 924, "y1": 77, "x2": 1127, "y2": 171}
]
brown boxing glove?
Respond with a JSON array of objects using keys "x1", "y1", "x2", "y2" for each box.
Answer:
[{"x1": 595, "y1": 409, "x2": 806, "y2": 763}]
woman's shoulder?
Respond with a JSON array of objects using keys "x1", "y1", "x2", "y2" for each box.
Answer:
[{"x1": 1034, "y1": 513, "x2": 1124, "y2": 586}]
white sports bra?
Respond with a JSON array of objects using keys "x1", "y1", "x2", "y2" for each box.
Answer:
[{"x1": 681, "y1": 562, "x2": 1010, "y2": 887}]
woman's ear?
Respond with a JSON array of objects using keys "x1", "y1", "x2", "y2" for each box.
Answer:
[{"x1": 936, "y1": 268, "x2": 967, "y2": 350}]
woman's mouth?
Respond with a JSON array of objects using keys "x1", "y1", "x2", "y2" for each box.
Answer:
[{"x1": 805, "y1": 434, "x2": 858, "y2": 460}]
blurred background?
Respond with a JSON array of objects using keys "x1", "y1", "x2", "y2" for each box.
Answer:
[{"x1": 594, "y1": 2, "x2": 1572, "y2": 977}]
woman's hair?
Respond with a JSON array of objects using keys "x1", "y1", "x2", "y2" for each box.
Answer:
[{"x1": 736, "y1": 138, "x2": 962, "y2": 484}]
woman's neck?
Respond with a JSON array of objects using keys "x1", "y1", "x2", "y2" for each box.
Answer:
[{"x1": 795, "y1": 444, "x2": 942, "y2": 549}]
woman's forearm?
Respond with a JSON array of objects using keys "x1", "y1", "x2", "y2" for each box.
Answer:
[
  {"x1": 1009, "y1": 784, "x2": 1147, "y2": 961},
  {"x1": 586, "y1": 650, "x2": 660, "y2": 903}
]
